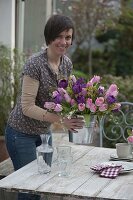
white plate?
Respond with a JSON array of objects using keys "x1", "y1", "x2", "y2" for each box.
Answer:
[
  {"x1": 110, "y1": 154, "x2": 133, "y2": 161},
  {"x1": 101, "y1": 161, "x2": 133, "y2": 173}
]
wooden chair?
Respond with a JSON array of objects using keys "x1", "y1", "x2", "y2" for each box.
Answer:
[{"x1": 99, "y1": 102, "x2": 133, "y2": 147}]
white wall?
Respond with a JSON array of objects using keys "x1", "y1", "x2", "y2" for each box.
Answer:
[
  {"x1": 0, "y1": 0, "x2": 15, "y2": 49},
  {"x1": 0, "y1": 0, "x2": 52, "y2": 52},
  {"x1": 15, "y1": 0, "x2": 25, "y2": 52}
]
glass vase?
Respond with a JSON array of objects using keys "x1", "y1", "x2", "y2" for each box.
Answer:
[
  {"x1": 36, "y1": 134, "x2": 54, "y2": 174},
  {"x1": 69, "y1": 114, "x2": 97, "y2": 144}
]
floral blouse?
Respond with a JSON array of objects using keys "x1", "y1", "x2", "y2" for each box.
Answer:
[{"x1": 8, "y1": 48, "x2": 72, "y2": 135}]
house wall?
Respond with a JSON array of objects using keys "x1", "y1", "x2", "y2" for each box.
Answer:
[
  {"x1": 23, "y1": 0, "x2": 52, "y2": 53},
  {"x1": 0, "y1": 0, "x2": 52, "y2": 52},
  {"x1": 0, "y1": 0, "x2": 15, "y2": 49}
]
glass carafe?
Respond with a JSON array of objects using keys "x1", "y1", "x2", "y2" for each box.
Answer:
[{"x1": 36, "y1": 134, "x2": 54, "y2": 174}]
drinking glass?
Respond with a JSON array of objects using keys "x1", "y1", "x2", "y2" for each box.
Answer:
[
  {"x1": 36, "y1": 134, "x2": 54, "y2": 174},
  {"x1": 56, "y1": 146, "x2": 72, "y2": 177}
]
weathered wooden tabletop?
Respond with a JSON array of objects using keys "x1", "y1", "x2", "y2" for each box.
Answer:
[{"x1": 0, "y1": 142, "x2": 133, "y2": 200}]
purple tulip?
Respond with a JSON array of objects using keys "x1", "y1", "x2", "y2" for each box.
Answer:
[
  {"x1": 106, "y1": 95, "x2": 116, "y2": 104},
  {"x1": 76, "y1": 95, "x2": 86, "y2": 104},
  {"x1": 76, "y1": 78, "x2": 85, "y2": 84},
  {"x1": 72, "y1": 80, "x2": 86, "y2": 94},
  {"x1": 72, "y1": 84, "x2": 82, "y2": 94},
  {"x1": 98, "y1": 86, "x2": 104, "y2": 95},
  {"x1": 54, "y1": 93, "x2": 63, "y2": 104},
  {"x1": 58, "y1": 79, "x2": 68, "y2": 89}
]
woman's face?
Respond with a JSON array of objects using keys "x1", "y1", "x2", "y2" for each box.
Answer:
[{"x1": 48, "y1": 29, "x2": 73, "y2": 57}]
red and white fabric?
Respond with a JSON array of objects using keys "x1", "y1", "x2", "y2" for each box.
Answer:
[{"x1": 90, "y1": 163, "x2": 123, "y2": 178}]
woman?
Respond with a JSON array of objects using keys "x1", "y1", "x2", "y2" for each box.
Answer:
[{"x1": 5, "y1": 14, "x2": 84, "y2": 200}]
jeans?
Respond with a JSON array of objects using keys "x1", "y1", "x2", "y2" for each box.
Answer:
[{"x1": 5, "y1": 125, "x2": 52, "y2": 200}]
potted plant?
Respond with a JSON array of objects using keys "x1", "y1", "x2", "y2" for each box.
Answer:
[{"x1": 0, "y1": 45, "x2": 24, "y2": 162}]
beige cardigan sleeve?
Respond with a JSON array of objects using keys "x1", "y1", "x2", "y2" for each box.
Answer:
[{"x1": 21, "y1": 75, "x2": 47, "y2": 121}]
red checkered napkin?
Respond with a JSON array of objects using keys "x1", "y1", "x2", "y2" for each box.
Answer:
[{"x1": 90, "y1": 163, "x2": 123, "y2": 178}]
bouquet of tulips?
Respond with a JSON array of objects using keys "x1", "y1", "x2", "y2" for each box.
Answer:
[{"x1": 44, "y1": 75, "x2": 121, "y2": 119}]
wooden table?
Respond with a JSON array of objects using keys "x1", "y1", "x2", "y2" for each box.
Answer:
[{"x1": 0, "y1": 144, "x2": 133, "y2": 200}]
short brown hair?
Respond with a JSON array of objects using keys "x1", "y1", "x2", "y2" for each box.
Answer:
[{"x1": 44, "y1": 14, "x2": 75, "y2": 45}]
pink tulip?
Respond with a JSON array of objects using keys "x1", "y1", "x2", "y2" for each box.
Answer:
[
  {"x1": 54, "y1": 104, "x2": 63, "y2": 112},
  {"x1": 44, "y1": 102, "x2": 55, "y2": 109},
  {"x1": 58, "y1": 87, "x2": 66, "y2": 95},
  {"x1": 112, "y1": 103, "x2": 121, "y2": 110},
  {"x1": 90, "y1": 103, "x2": 97, "y2": 112},
  {"x1": 81, "y1": 88, "x2": 87, "y2": 96},
  {"x1": 71, "y1": 75, "x2": 77, "y2": 83},
  {"x1": 64, "y1": 93, "x2": 71, "y2": 103},
  {"x1": 99, "y1": 104, "x2": 108, "y2": 111},
  {"x1": 127, "y1": 136, "x2": 133, "y2": 143},
  {"x1": 90, "y1": 75, "x2": 101, "y2": 84},
  {"x1": 86, "y1": 81, "x2": 93, "y2": 87},
  {"x1": 105, "y1": 84, "x2": 118, "y2": 98},
  {"x1": 52, "y1": 91, "x2": 59, "y2": 98},
  {"x1": 78, "y1": 103, "x2": 85, "y2": 111},
  {"x1": 95, "y1": 97, "x2": 104, "y2": 106},
  {"x1": 86, "y1": 98, "x2": 93, "y2": 108},
  {"x1": 70, "y1": 99, "x2": 76, "y2": 106}
]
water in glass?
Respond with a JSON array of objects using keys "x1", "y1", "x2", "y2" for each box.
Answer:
[
  {"x1": 36, "y1": 134, "x2": 53, "y2": 174},
  {"x1": 56, "y1": 146, "x2": 72, "y2": 177}
]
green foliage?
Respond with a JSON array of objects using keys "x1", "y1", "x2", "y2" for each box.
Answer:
[
  {"x1": 72, "y1": 2, "x2": 133, "y2": 78},
  {"x1": 72, "y1": 43, "x2": 133, "y2": 78},
  {"x1": 96, "y1": 5, "x2": 133, "y2": 77},
  {"x1": 70, "y1": 0, "x2": 119, "y2": 45},
  {"x1": 12, "y1": 49, "x2": 25, "y2": 105},
  {"x1": 72, "y1": 69, "x2": 88, "y2": 80},
  {"x1": 0, "y1": 46, "x2": 12, "y2": 135},
  {"x1": 68, "y1": 2, "x2": 133, "y2": 148},
  {"x1": 0, "y1": 45, "x2": 24, "y2": 135},
  {"x1": 72, "y1": 48, "x2": 89, "y2": 74},
  {"x1": 102, "y1": 75, "x2": 133, "y2": 102}
]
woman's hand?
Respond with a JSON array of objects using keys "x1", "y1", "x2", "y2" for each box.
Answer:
[
  {"x1": 43, "y1": 112, "x2": 85, "y2": 133},
  {"x1": 62, "y1": 116, "x2": 85, "y2": 133}
]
